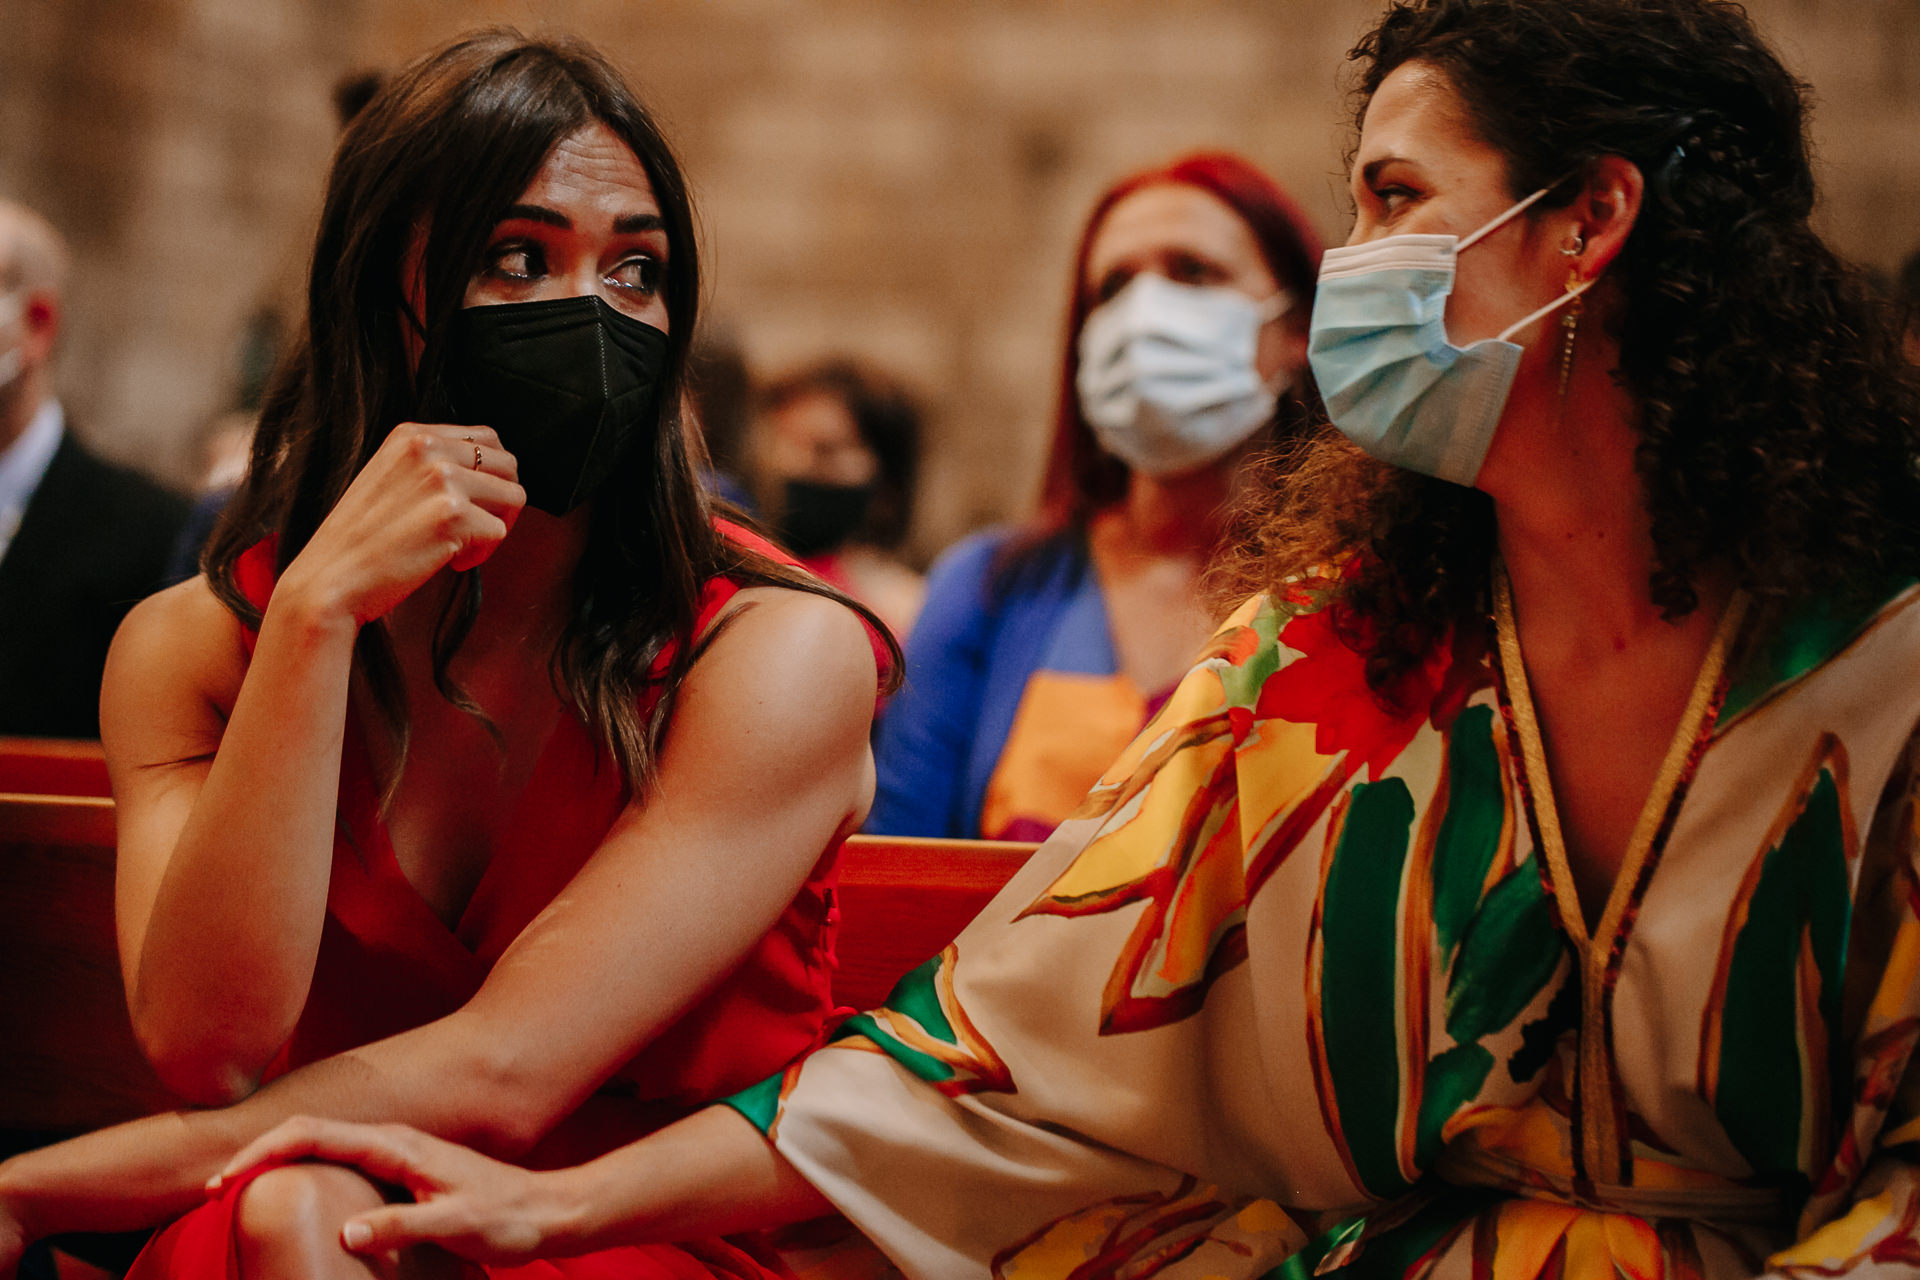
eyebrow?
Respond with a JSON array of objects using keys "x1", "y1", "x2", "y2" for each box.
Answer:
[
  {"x1": 1358, "y1": 156, "x2": 1411, "y2": 187},
  {"x1": 498, "y1": 204, "x2": 665, "y2": 236}
]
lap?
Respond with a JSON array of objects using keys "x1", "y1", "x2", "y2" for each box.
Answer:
[
  {"x1": 129, "y1": 1162, "x2": 792, "y2": 1280},
  {"x1": 128, "y1": 1161, "x2": 408, "y2": 1280}
]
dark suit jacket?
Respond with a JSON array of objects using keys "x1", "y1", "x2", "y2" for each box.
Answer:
[{"x1": 0, "y1": 430, "x2": 190, "y2": 738}]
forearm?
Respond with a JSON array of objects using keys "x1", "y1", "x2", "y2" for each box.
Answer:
[
  {"x1": 0, "y1": 1105, "x2": 249, "y2": 1241},
  {"x1": 129, "y1": 589, "x2": 359, "y2": 1081},
  {"x1": 0, "y1": 1013, "x2": 502, "y2": 1243},
  {"x1": 544, "y1": 1107, "x2": 831, "y2": 1253}
]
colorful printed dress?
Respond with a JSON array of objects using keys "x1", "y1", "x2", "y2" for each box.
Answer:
[
  {"x1": 129, "y1": 521, "x2": 883, "y2": 1280},
  {"x1": 730, "y1": 570, "x2": 1920, "y2": 1279}
]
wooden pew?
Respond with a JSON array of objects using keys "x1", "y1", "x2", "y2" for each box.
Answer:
[
  {"x1": 0, "y1": 788, "x2": 1036, "y2": 1135},
  {"x1": 0, "y1": 737, "x2": 110, "y2": 798},
  {"x1": 833, "y1": 835, "x2": 1036, "y2": 1010},
  {"x1": 0, "y1": 790, "x2": 177, "y2": 1133}
]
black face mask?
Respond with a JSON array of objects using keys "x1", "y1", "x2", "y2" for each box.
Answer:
[
  {"x1": 436, "y1": 295, "x2": 669, "y2": 515},
  {"x1": 778, "y1": 479, "x2": 873, "y2": 557}
]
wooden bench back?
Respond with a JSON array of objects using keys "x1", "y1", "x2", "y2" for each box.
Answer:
[
  {"x1": 0, "y1": 787, "x2": 1033, "y2": 1133},
  {"x1": 0, "y1": 791, "x2": 175, "y2": 1131},
  {"x1": 0, "y1": 737, "x2": 110, "y2": 797},
  {"x1": 833, "y1": 835, "x2": 1034, "y2": 1010}
]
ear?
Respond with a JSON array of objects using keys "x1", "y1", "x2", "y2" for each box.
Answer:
[{"x1": 1568, "y1": 155, "x2": 1644, "y2": 280}]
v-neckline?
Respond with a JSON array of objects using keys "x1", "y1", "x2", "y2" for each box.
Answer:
[
  {"x1": 1493, "y1": 566, "x2": 1747, "y2": 947},
  {"x1": 1491, "y1": 563, "x2": 1747, "y2": 1187},
  {"x1": 341, "y1": 701, "x2": 573, "y2": 952}
]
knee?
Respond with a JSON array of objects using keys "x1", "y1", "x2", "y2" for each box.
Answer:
[{"x1": 235, "y1": 1164, "x2": 385, "y2": 1280}]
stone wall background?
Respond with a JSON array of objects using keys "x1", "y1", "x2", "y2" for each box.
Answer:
[{"x1": 3, "y1": 0, "x2": 1918, "y2": 560}]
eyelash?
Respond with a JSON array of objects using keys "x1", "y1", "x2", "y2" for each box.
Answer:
[
  {"x1": 484, "y1": 240, "x2": 542, "y2": 281},
  {"x1": 481, "y1": 241, "x2": 664, "y2": 295},
  {"x1": 1372, "y1": 184, "x2": 1418, "y2": 212},
  {"x1": 609, "y1": 255, "x2": 663, "y2": 295}
]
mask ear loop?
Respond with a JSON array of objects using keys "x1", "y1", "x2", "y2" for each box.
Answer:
[
  {"x1": 1496, "y1": 275, "x2": 1596, "y2": 344},
  {"x1": 1456, "y1": 184, "x2": 1559, "y2": 253}
]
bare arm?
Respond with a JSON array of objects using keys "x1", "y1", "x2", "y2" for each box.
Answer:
[
  {"x1": 2, "y1": 587, "x2": 876, "y2": 1251},
  {"x1": 109, "y1": 423, "x2": 522, "y2": 1103},
  {"x1": 196, "y1": 1106, "x2": 830, "y2": 1265}
]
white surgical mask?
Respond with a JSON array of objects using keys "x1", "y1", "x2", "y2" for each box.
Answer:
[
  {"x1": 1307, "y1": 185, "x2": 1595, "y2": 486},
  {"x1": 0, "y1": 291, "x2": 24, "y2": 391},
  {"x1": 1076, "y1": 273, "x2": 1292, "y2": 476}
]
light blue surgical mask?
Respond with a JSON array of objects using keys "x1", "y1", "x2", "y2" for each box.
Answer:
[{"x1": 1307, "y1": 185, "x2": 1595, "y2": 486}]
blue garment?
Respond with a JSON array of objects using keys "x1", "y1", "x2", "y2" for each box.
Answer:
[
  {"x1": 704, "y1": 467, "x2": 758, "y2": 518},
  {"x1": 868, "y1": 527, "x2": 1123, "y2": 838}
]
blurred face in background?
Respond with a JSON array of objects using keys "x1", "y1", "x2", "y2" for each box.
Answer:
[
  {"x1": 763, "y1": 390, "x2": 878, "y2": 490},
  {"x1": 1082, "y1": 183, "x2": 1297, "y2": 384},
  {"x1": 761, "y1": 387, "x2": 879, "y2": 557}
]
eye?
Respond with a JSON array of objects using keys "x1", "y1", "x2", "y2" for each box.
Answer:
[
  {"x1": 1165, "y1": 252, "x2": 1227, "y2": 287},
  {"x1": 482, "y1": 240, "x2": 544, "y2": 283},
  {"x1": 608, "y1": 254, "x2": 664, "y2": 297},
  {"x1": 1372, "y1": 184, "x2": 1420, "y2": 214},
  {"x1": 1094, "y1": 268, "x2": 1134, "y2": 305}
]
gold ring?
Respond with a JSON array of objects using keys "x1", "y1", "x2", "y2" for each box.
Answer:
[{"x1": 471, "y1": 444, "x2": 483, "y2": 470}]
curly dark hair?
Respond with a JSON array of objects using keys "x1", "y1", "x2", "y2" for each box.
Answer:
[{"x1": 1213, "y1": 0, "x2": 1920, "y2": 704}]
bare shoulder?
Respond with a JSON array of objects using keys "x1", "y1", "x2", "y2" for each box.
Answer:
[
  {"x1": 687, "y1": 586, "x2": 878, "y2": 728},
  {"x1": 102, "y1": 576, "x2": 252, "y2": 753},
  {"x1": 715, "y1": 586, "x2": 875, "y2": 666}
]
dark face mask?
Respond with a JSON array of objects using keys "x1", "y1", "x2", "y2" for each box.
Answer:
[
  {"x1": 436, "y1": 295, "x2": 669, "y2": 515},
  {"x1": 779, "y1": 479, "x2": 872, "y2": 558}
]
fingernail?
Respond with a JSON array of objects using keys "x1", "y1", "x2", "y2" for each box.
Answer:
[{"x1": 342, "y1": 1221, "x2": 371, "y2": 1249}]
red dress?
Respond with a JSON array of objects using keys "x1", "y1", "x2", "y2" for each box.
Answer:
[{"x1": 128, "y1": 522, "x2": 879, "y2": 1280}]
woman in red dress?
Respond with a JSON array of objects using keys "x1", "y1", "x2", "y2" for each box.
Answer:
[{"x1": 0, "y1": 28, "x2": 893, "y2": 1280}]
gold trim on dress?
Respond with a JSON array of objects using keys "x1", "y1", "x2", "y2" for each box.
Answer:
[{"x1": 1492, "y1": 565, "x2": 1748, "y2": 1186}]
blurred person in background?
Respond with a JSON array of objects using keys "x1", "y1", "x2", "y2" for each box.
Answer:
[
  {"x1": 0, "y1": 199, "x2": 187, "y2": 738},
  {"x1": 867, "y1": 151, "x2": 1320, "y2": 840},
  {"x1": 760, "y1": 358, "x2": 925, "y2": 639},
  {"x1": 164, "y1": 409, "x2": 259, "y2": 587},
  {"x1": 686, "y1": 324, "x2": 760, "y2": 514}
]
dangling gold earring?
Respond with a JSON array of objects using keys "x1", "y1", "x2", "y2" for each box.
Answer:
[{"x1": 1559, "y1": 233, "x2": 1586, "y2": 397}]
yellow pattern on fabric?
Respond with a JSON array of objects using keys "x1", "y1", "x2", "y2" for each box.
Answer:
[{"x1": 1775, "y1": 1191, "x2": 1895, "y2": 1263}]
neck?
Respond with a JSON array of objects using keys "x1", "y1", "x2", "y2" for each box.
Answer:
[
  {"x1": 0, "y1": 380, "x2": 47, "y2": 456},
  {"x1": 1111, "y1": 458, "x2": 1238, "y2": 557},
  {"x1": 1482, "y1": 347, "x2": 1726, "y2": 639}
]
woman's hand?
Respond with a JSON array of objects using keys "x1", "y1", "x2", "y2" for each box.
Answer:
[
  {"x1": 277, "y1": 422, "x2": 526, "y2": 629},
  {"x1": 216, "y1": 1118, "x2": 577, "y2": 1266}
]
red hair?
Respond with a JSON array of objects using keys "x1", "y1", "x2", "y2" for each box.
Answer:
[{"x1": 1030, "y1": 151, "x2": 1324, "y2": 538}]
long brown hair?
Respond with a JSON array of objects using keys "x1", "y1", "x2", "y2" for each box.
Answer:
[
  {"x1": 206, "y1": 29, "x2": 899, "y2": 794},
  {"x1": 1213, "y1": 0, "x2": 1920, "y2": 706}
]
